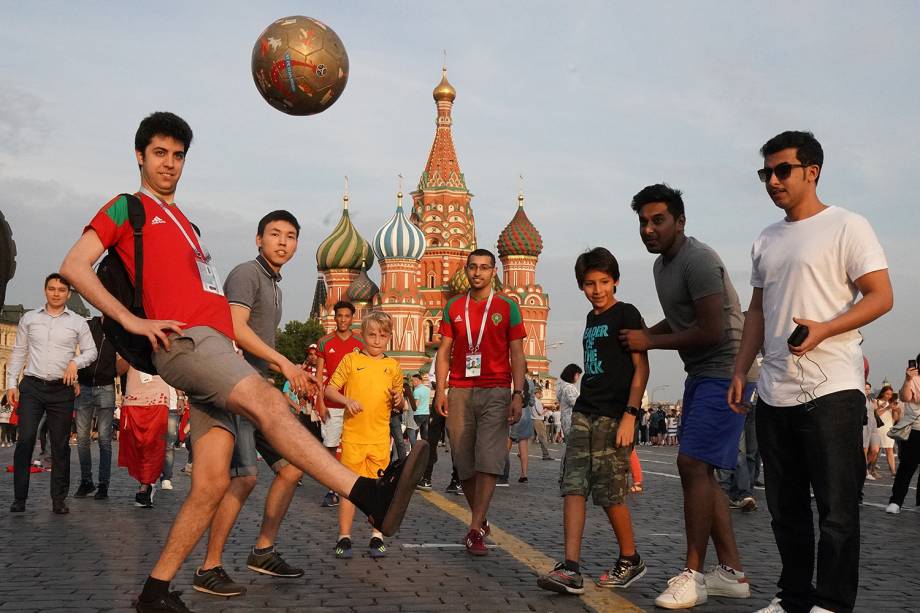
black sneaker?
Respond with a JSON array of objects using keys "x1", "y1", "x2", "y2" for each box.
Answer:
[
  {"x1": 538, "y1": 562, "x2": 585, "y2": 595},
  {"x1": 597, "y1": 555, "x2": 647, "y2": 588},
  {"x1": 365, "y1": 440, "x2": 428, "y2": 536},
  {"x1": 10, "y1": 499, "x2": 25, "y2": 513},
  {"x1": 246, "y1": 547, "x2": 304, "y2": 578},
  {"x1": 416, "y1": 478, "x2": 432, "y2": 491},
  {"x1": 135, "y1": 485, "x2": 155, "y2": 508},
  {"x1": 94, "y1": 483, "x2": 109, "y2": 500},
  {"x1": 445, "y1": 480, "x2": 463, "y2": 495},
  {"x1": 134, "y1": 590, "x2": 192, "y2": 612},
  {"x1": 368, "y1": 537, "x2": 387, "y2": 559},
  {"x1": 192, "y1": 566, "x2": 246, "y2": 597},
  {"x1": 334, "y1": 537, "x2": 353, "y2": 559},
  {"x1": 74, "y1": 480, "x2": 96, "y2": 497},
  {"x1": 321, "y1": 491, "x2": 340, "y2": 507}
]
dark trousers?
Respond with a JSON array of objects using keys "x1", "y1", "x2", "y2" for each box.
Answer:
[
  {"x1": 424, "y1": 409, "x2": 459, "y2": 484},
  {"x1": 756, "y1": 389, "x2": 865, "y2": 613},
  {"x1": 13, "y1": 377, "x2": 76, "y2": 502},
  {"x1": 889, "y1": 430, "x2": 920, "y2": 507}
]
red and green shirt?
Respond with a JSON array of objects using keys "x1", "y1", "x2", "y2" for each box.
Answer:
[
  {"x1": 86, "y1": 193, "x2": 235, "y2": 340},
  {"x1": 439, "y1": 293, "x2": 526, "y2": 388},
  {"x1": 317, "y1": 331, "x2": 364, "y2": 408}
]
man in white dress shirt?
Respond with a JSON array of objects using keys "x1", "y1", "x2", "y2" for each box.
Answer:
[{"x1": 7, "y1": 273, "x2": 97, "y2": 514}]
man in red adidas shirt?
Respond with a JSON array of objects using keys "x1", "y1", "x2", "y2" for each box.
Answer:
[
  {"x1": 315, "y1": 300, "x2": 364, "y2": 507},
  {"x1": 434, "y1": 249, "x2": 526, "y2": 555},
  {"x1": 59, "y1": 112, "x2": 427, "y2": 613}
]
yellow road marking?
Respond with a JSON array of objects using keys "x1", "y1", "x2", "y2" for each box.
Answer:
[{"x1": 419, "y1": 490, "x2": 645, "y2": 613}]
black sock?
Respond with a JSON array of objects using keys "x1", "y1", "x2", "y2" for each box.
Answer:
[
  {"x1": 139, "y1": 576, "x2": 170, "y2": 603},
  {"x1": 348, "y1": 477, "x2": 377, "y2": 517},
  {"x1": 254, "y1": 545, "x2": 273, "y2": 555},
  {"x1": 620, "y1": 551, "x2": 640, "y2": 564},
  {"x1": 563, "y1": 559, "x2": 579, "y2": 573}
]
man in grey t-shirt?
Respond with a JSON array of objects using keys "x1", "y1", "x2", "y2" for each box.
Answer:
[
  {"x1": 620, "y1": 184, "x2": 749, "y2": 608},
  {"x1": 191, "y1": 211, "x2": 309, "y2": 597}
]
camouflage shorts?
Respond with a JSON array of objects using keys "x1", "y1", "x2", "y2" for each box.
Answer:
[{"x1": 560, "y1": 411, "x2": 631, "y2": 507}]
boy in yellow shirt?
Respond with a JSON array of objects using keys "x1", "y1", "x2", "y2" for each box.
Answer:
[{"x1": 325, "y1": 311, "x2": 405, "y2": 559}]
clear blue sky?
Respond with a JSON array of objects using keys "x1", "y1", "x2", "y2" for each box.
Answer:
[{"x1": 1, "y1": 2, "x2": 917, "y2": 400}]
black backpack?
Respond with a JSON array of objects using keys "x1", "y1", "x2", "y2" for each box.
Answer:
[{"x1": 96, "y1": 193, "x2": 157, "y2": 375}]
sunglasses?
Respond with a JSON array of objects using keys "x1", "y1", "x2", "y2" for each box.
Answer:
[{"x1": 757, "y1": 162, "x2": 809, "y2": 183}]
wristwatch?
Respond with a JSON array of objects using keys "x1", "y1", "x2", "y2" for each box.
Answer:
[
  {"x1": 512, "y1": 390, "x2": 524, "y2": 397},
  {"x1": 625, "y1": 406, "x2": 640, "y2": 417}
]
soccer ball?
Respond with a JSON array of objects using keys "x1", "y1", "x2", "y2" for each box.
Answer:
[{"x1": 251, "y1": 16, "x2": 349, "y2": 116}]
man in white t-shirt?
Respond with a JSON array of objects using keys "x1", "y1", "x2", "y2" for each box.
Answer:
[{"x1": 728, "y1": 131, "x2": 893, "y2": 613}]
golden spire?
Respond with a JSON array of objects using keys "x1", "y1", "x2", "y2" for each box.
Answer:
[
  {"x1": 433, "y1": 51, "x2": 456, "y2": 102},
  {"x1": 397, "y1": 174, "x2": 404, "y2": 206},
  {"x1": 343, "y1": 175, "x2": 349, "y2": 210},
  {"x1": 518, "y1": 174, "x2": 525, "y2": 207}
]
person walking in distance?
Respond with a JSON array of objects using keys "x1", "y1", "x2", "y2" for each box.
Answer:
[
  {"x1": 434, "y1": 249, "x2": 526, "y2": 555},
  {"x1": 7, "y1": 274, "x2": 97, "y2": 514},
  {"x1": 74, "y1": 315, "x2": 118, "y2": 501},
  {"x1": 622, "y1": 184, "x2": 752, "y2": 607},
  {"x1": 315, "y1": 301, "x2": 365, "y2": 508},
  {"x1": 729, "y1": 131, "x2": 893, "y2": 613},
  {"x1": 59, "y1": 112, "x2": 427, "y2": 613}
]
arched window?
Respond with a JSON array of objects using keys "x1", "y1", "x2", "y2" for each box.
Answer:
[{"x1": 428, "y1": 273, "x2": 436, "y2": 288}]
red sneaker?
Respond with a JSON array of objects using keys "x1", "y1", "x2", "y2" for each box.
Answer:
[
  {"x1": 465, "y1": 529, "x2": 487, "y2": 556},
  {"x1": 481, "y1": 519, "x2": 491, "y2": 537}
]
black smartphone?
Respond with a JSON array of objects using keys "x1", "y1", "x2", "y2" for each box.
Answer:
[
  {"x1": 787, "y1": 324, "x2": 809, "y2": 347},
  {"x1": 910, "y1": 359, "x2": 918, "y2": 370}
]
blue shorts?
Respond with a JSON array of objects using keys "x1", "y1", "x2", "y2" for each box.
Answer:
[{"x1": 678, "y1": 377, "x2": 747, "y2": 470}]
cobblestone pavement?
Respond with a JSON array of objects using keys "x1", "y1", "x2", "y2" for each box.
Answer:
[{"x1": 1, "y1": 440, "x2": 918, "y2": 612}]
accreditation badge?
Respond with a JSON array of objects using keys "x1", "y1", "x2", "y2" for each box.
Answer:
[
  {"x1": 197, "y1": 260, "x2": 224, "y2": 296},
  {"x1": 465, "y1": 352, "x2": 482, "y2": 378}
]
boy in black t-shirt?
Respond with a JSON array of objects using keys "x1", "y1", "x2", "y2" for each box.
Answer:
[{"x1": 538, "y1": 248, "x2": 650, "y2": 595}]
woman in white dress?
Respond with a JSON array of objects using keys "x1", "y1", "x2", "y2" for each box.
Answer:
[{"x1": 875, "y1": 388, "x2": 900, "y2": 476}]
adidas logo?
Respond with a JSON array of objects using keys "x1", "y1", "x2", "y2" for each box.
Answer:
[
  {"x1": 151, "y1": 215, "x2": 167, "y2": 225},
  {"x1": 328, "y1": 347, "x2": 336, "y2": 353},
  {"x1": 454, "y1": 315, "x2": 462, "y2": 322}
]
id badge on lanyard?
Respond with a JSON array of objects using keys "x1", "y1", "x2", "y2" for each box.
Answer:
[
  {"x1": 464, "y1": 290, "x2": 493, "y2": 378},
  {"x1": 152, "y1": 194, "x2": 224, "y2": 296}
]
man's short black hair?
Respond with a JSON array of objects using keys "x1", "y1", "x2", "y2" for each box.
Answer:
[
  {"x1": 45, "y1": 273, "x2": 70, "y2": 289},
  {"x1": 333, "y1": 300, "x2": 355, "y2": 314},
  {"x1": 560, "y1": 363, "x2": 582, "y2": 383},
  {"x1": 630, "y1": 183, "x2": 685, "y2": 220},
  {"x1": 411, "y1": 373, "x2": 422, "y2": 381},
  {"x1": 760, "y1": 130, "x2": 824, "y2": 182},
  {"x1": 574, "y1": 247, "x2": 620, "y2": 288},
  {"x1": 466, "y1": 248, "x2": 496, "y2": 267},
  {"x1": 258, "y1": 210, "x2": 301, "y2": 238},
  {"x1": 135, "y1": 112, "x2": 194, "y2": 153}
]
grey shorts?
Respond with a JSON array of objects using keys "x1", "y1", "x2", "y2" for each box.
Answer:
[
  {"x1": 446, "y1": 387, "x2": 511, "y2": 481},
  {"x1": 152, "y1": 326, "x2": 256, "y2": 442}
]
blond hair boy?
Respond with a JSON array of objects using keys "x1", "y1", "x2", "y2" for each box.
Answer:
[{"x1": 325, "y1": 311, "x2": 405, "y2": 558}]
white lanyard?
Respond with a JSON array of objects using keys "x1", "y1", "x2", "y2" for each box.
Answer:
[
  {"x1": 140, "y1": 189, "x2": 208, "y2": 262},
  {"x1": 464, "y1": 290, "x2": 494, "y2": 353}
]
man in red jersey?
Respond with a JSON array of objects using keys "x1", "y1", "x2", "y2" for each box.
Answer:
[
  {"x1": 315, "y1": 300, "x2": 364, "y2": 507},
  {"x1": 434, "y1": 249, "x2": 526, "y2": 556},
  {"x1": 60, "y1": 112, "x2": 427, "y2": 613}
]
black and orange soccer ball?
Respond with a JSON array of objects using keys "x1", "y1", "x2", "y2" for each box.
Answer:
[{"x1": 251, "y1": 16, "x2": 349, "y2": 116}]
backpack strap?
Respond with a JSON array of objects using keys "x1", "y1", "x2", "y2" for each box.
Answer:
[{"x1": 121, "y1": 193, "x2": 145, "y2": 311}]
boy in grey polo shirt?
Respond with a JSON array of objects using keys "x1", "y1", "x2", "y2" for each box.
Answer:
[{"x1": 191, "y1": 211, "x2": 308, "y2": 597}]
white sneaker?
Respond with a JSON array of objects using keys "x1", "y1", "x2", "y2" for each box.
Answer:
[
  {"x1": 655, "y1": 568, "x2": 707, "y2": 609},
  {"x1": 704, "y1": 564, "x2": 750, "y2": 598},
  {"x1": 160, "y1": 479, "x2": 173, "y2": 490},
  {"x1": 865, "y1": 471, "x2": 876, "y2": 480},
  {"x1": 885, "y1": 502, "x2": 900, "y2": 514},
  {"x1": 754, "y1": 597, "x2": 787, "y2": 612}
]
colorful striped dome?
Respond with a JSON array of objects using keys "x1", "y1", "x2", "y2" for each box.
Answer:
[
  {"x1": 316, "y1": 195, "x2": 371, "y2": 271},
  {"x1": 447, "y1": 266, "x2": 503, "y2": 296},
  {"x1": 347, "y1": 268, "x2": 379, "y2": 303},
  {"x1": 373, "y1": 192, "x2": 426, "y2": 261},
  {"x1": 497, "y1": 192, "x2": 543, "y2": 258}
]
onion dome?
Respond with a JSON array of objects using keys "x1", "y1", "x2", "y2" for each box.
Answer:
[
  {"x1": 433, "y1": 67, "x2": 456, "y2": 102},
  {"x1": 373, "y1": 191, "x2": 426, "y2": 261},
  {"x1": 447, "y1": 266, "x2": 503, "y2": 296},
  {"x1": 316, "y1": 190, "x2": 369, "y2": 271},
  {"x1": 497, "y1": 191, "x2": 543, "y2": 258},
  {"x1": 347, "y1": 264, "x2": 379, "y2": 303}
]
